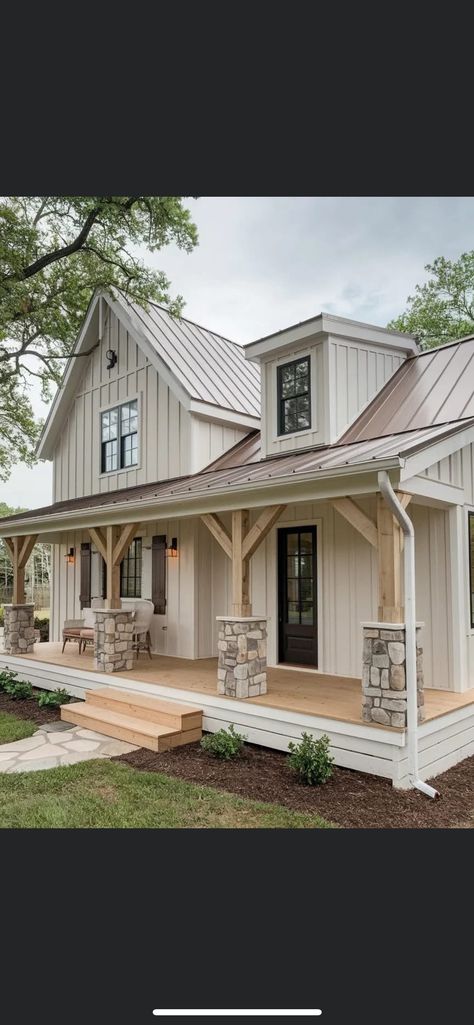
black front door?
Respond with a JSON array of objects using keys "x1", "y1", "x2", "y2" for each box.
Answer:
[{"x1": 278, "y1": 526, "x2": 318, "y2": 667}]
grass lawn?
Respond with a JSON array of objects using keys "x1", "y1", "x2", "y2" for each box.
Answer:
[
  {"x1": 0, "y1": 711, "x2": 37, "y2": 744},
  {"x1": 0, "y1": 758, "x2": 333, "y2": 828}
]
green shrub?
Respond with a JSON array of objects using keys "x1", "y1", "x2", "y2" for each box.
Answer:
[
  {"x1": 200, "y1": 723, "x2": 245, "y2": 760},
  {"x1": 3, "y1": 678, "x2": 33, "y2": 700},
  {"x1": 0, "y1": 668, "x2": 19, "y2": 692},
  {"x1": 34, "y1": 616, "x2": 50, "y2": 642},
  {"x1": 37, "y1": 688, "x2": 71, "y2": 708},
  {"x1": 0, "y1": 606, "x2": 4, "y2": 628},
  {"x1": 288, "y1": 732, "x2": 334, "y2": 785}
]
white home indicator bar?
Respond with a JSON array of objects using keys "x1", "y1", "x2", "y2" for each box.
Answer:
[{"x1": 153, "y1": 1012, "x2": 322, "y2": 1017}]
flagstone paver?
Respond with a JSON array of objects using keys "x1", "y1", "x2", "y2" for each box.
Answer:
[{"x1": 0, "y1": 723, "x2": 138, "y2": 773}]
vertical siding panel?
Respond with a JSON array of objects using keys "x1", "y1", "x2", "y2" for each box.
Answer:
[{"x1": 158, "y1": 377, "x2": 169, "y2": 480}]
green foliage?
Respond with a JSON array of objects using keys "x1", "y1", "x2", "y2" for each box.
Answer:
[
  {"x1": 37, "y1": 688, "x2": 71, "y2": 708},
  {"x1": 3, "y1": 677, "x2": 33, "y2": 700},
  {"x1": 0, "y1": 196, "x2": 198, "y2": 480},
  {"x1": 288, "y1": 732, "x2": 334, "y2": 785},
  {"x1": 200, "y1": 723, "x2": 246, "y2": 760},
  {"x1": 0, "y1": 606, "x2": 3, "y2": 627},
  {"x1": 389, "y1": 252, "x2": 474, "y2": 349},
  {"x1": 0, "y1": 667, "x2": 18, "y2": 690},
  {"x1": 34, "y1": 616, "x2": 49, "y2": 642}
]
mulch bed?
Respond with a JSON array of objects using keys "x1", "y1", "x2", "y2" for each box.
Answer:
[
  {"x1": 114, "y1": 741, "x2": 474, "y2": 828},
  {"x1": 0, "y1": 690, "x2": 62, "y2": 726}
]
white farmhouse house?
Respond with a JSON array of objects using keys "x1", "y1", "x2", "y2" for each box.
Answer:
[{"x1": 1, "y1": 289, "x2": 474, "y2": 788}]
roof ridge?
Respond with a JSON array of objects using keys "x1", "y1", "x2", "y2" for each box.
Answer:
[{"x1": 124, "y1": 291, "x2": 243, "y2": 350}]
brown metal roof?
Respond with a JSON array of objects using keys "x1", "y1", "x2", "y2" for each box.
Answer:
[
  {"x1": 341, "y1": 336, "x2": 474, "y2": 443},
  {"x1": 1, "y1": 421, "x2": 472, "y2": 532}
]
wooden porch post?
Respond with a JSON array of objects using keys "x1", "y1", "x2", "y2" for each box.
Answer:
[
  {"x1": 4, "y1": 535, "x2": 38, "y2": 604},
  {"x1": 88, "y1": 524, "x2": 139, "y2": 608},
  {"x1": 376, "y1": 494, "x2": 404, "y2": 622},
  {"x1": 231, "y1": 509, "x2": 251, "y2": 616}
]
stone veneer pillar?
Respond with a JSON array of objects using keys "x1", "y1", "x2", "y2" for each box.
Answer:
[
  {"x1": 362, "y1": 622, "x2": 424, "y2": 727},
  {"x1": 94, "y1": 609, "x2": 134, "y2": 672},
  {"x1": 216, "y1": 616, "x2": 267, "y2": 697},
  {"x1": 3, "y1": 604, "x2": 35, "y2": 654}
]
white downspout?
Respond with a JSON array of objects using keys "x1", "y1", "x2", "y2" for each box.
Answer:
[{"x1": 377, "y1": 471, "x2": 440, "y2": 799}]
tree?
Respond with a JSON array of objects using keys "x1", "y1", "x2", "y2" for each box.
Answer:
[
  {"x1": 0, "y1": 196, "x2": 198, "y2": 479},
  {"x1": 389, "y1": 252, "x2": 474, "y2": 349}
]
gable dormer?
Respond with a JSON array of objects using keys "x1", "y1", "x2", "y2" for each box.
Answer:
[{"x1": 244, "y1": 313, "x2": 417, "y2": 458}]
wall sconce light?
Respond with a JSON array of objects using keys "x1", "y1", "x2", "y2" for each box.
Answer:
[
  {"x1": 65, "y1": 547, "x2": 75, "y2": 565},
  {"x1": 106, "y1": 349, "x2": 117, "y2": 370},
  {"x1": 166, "y1": 537, "x2": 178, "y2": 558}
]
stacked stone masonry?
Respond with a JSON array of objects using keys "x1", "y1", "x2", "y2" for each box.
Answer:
[
  {"x1": 3, "y1": 604, "x2": 36, "y2": 655},
  {"x1": 362, "y1": 623, "x2": 424, "y2": 727},
  {"x1": 94, "y1": 609, "x2": 135, "y2": 672},
  {"x1": 217, "y1": 617, "x2": 267, "y2": 698}
]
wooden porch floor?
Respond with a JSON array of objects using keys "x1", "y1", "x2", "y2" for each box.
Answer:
[{"x1": 12, "y1": 642, "x2": 474, "y2": 728}]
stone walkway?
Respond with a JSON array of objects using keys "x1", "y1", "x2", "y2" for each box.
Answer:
[{"x1": 0, "y1": 723, "x2": 138, "y2": 773}]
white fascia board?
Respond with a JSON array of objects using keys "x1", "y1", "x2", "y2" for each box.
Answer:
[
  {"x1": 400, "y1": 423, "x2": 474, "y2": 481},
  {"x1": 244, "y1": 312, "x2": 416, "y2": 362},
  {"x1": 402, "y1": 475, "x2": 465, "y2": 508},
  {"x1": 0, "y1": 459, "x2": 401, "y2": 537},
  {"x1": 189, "y1": 401, "x2": 260, "y2": 430}
]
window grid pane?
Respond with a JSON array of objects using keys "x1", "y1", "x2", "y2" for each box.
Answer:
[
  {"x1": 102, "y1": 400, "x2": 138, "y2": 472},
  {"x1": 120, "y1": 538, "x2": 142, "y2": 598},
  {"x1": 278, "y1": 357, "x2": 311, "y2": 435}
]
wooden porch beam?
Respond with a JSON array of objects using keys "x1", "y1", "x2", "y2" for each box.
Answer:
[
  {"x1": 232, "y1": 509, "x2": 251, "y2": 616},
  {"x1": 399, "y1": 492, "x2": 412, "y2": 510},
  {"x1": 105, "y1": 525, "x2": 121, "y2": 608},
  {"x1": 18, "y1": 534, "x2": 38, "y2": 569},
  {"x1": 200, "y1": 513, "x2": 232, "y2": 560},
  {"x1": 112, "y1": 522, "x2": 139, "y2": 567},
  {"x1": 88, "y1": 527, "x2": 107, "y2": 563},
  {"x1": 331, "y1": 497, "x2": 378, "y2": 549},
  {"x1": 242, "y1": 504, "x2": 286, "y2": 561},
  {"x1": 3, "y1": 537, "x2": 14, "y2": 559}
]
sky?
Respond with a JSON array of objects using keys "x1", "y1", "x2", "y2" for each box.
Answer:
[{"x1": 2, "y1": 195, "x2": 474, "y2": 508}]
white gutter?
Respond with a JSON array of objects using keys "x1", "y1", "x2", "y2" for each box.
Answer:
[{"x1": 378, "y1": 471, "x2": 439, "y2": 799}]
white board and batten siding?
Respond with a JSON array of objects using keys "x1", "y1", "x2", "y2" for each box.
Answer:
[
  {"x1": 261, "y1": 333, "x2": 406, "y2": 458},
  {"x1": 52, "y1": 306, "x2": 248, "y2": 502}
]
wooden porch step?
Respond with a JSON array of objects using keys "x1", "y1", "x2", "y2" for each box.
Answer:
[
  {"x1": 60, "y1": 701, "x2": 202, "y2": 752},
  {"x1": 85, "y1": 687, "x2": 202, "y2": 731}
]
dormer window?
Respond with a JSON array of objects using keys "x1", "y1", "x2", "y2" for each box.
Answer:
[
  {"x1": 277, "y1": 356, "x2": 311, "y2": 435},
  {"x1": 101, "y1": 399, "x2": 138, "y2": 472}
]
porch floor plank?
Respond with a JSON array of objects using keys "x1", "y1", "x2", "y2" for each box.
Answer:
[{"x1": 9, "y1": 642, "x2": 474, "y2": 729}]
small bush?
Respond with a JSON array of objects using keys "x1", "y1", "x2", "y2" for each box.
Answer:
[
  {"x1": 37, "y1": 688, "x2": 71, "y2": 708},
  {"x1": 0, "y1": 668, "x2": 18, "y2": 691},
  {"x1": 34, "y1": 616, "x2": 49, "y2": 642},
  {"x1": 200, "y1": 723, "x2": 245, "y2": 760},
  {"x1": 288, "y1": 732, "x2": 334, "y2": 785},
  {"x1": 3, "y1": 678, "x2": 33, "y2": 701}
]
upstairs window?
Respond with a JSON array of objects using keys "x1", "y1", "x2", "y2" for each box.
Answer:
[
  {"x1": 277, "y1": 356, "x2": 311, "y2": 435},
  {"x1": 101, "y1": 399, "x2": 138, "y2": 472}
]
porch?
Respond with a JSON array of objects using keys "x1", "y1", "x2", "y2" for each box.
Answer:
[
  {"x1": 6, "y1": 642, "x2": 474, "y2": 727},
  {"x1": 2, "y1": 644, "x2": 474, "y2": 788}
]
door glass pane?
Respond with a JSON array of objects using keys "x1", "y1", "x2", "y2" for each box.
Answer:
[
  {"x1": 287, "y1": 556, "x2": 299, "y2": 578},
  {"x1": 301, "y1": 601, "x2": 314, "y2": 624},
  {"x1": 299, "y1": 554, "x2": 312, "y2": 577},
  {"x1": 287, "y1": 578, "x2": 298, "y2": 601},
  {"x1": 300, "y1": 577, "x2": 313, "y2": 601},
  {"x1": 287, "y1": 601, "x2": 300, "y2": 623},
  {"x1": 300, "y1": 532, "x2": 313, "y2": 553},
  {"x1": 287, "y1": 533, "x2": 299, "y2": 554}
]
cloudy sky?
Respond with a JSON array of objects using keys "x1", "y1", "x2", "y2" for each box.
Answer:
[{"x1": 2, "y1": 195, "x2": 474, "y2": 508}]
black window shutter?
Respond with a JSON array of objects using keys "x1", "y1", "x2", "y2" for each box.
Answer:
[
  {"x1": 152, "y1": 535, "x2": 166, "y2": 614},
  {"x1": 79, "y1": 543, "x2": 91, "y2": 609},
  {"x1": 100, "y1": 556, "x2": 107, "y2": 599}
]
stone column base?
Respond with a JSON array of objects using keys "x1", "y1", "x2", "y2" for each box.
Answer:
[
  {"x1": 94, "y1": 609, "x2": 134, "y2": 672},
  {"x1": 216, "y1": 616, "x2": 267, "y2": 697},
  {"x1": 362, "y1": 621, "x2": 424, "y2": 727},
  {"x1": 3, "y1": 604, "x2": 35, "y2": 654}
]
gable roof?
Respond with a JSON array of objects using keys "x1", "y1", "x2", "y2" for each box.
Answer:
[
  {"x1": 342, "y1": 335, "x2": 474, "y2": 443},
  {"x1": 37, "y1": 290, "x2": 260, "y2": 460}
]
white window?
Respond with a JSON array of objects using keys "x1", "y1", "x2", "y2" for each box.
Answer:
[{"x1": 101, "y1": 399, "x2": 138, "y2": 472}]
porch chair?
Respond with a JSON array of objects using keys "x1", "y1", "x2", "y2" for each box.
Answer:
[
  {"x1": 79, "y1": 600, "x2": 104, "y2": 653},
  {"x1": 131, "y1": 600, "x2": 154, "y2": 659},
  {"x1": 62, "y1": 619, "x2": 84, "y2": 653}
]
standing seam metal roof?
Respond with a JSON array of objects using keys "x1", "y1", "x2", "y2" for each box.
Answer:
[
  {"x1": 341, "y1": 336, "x2": 474, "y2": 442},
  {"x1": 125, "y1": 296, "x2": 261, "y2": 417}
]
